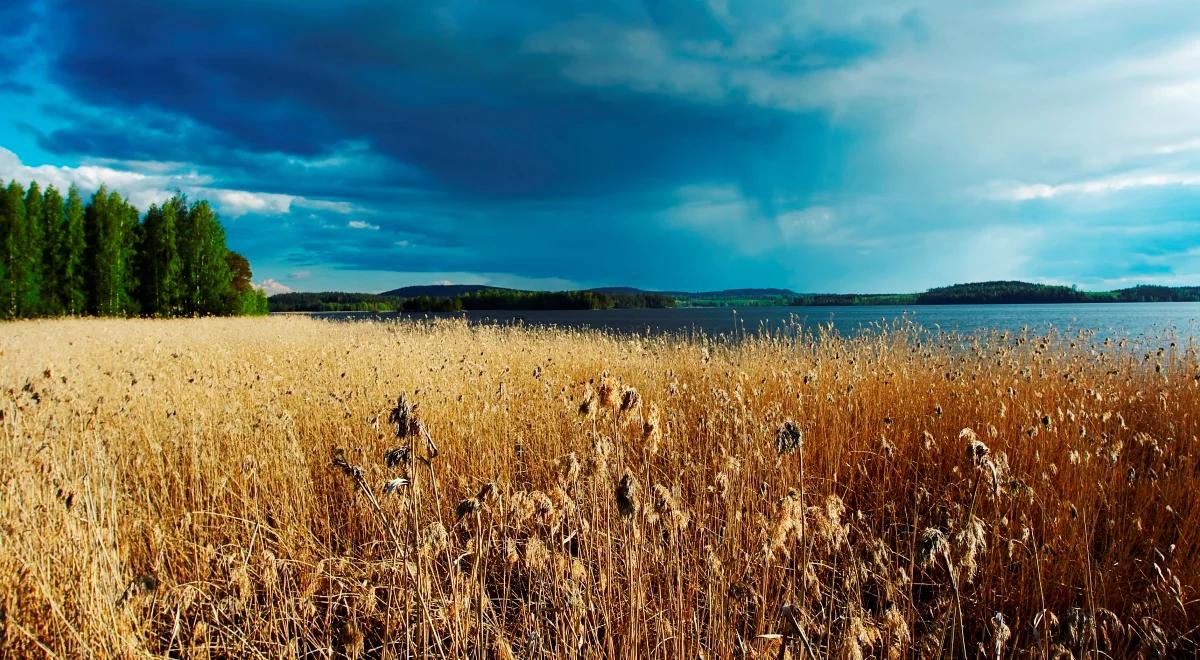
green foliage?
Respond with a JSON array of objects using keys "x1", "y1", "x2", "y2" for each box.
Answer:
[
  {"x1": 136, "y1": 196, "x2": 184, "y2": 316},
  {"x1": 62, "y1": 186, "x2": 87, "y2": 315},
  {"x1": 267, "y1": 290, "x2": 677, "y2": 312},
  {"x1": 0, "y1": 179, "x2": 264, "y2": 320},
  {"x1": 84, "y1": 187, "x2": 140, "y2": 316},
  {"x1": 792, "y1": 281, "x2": 1087, "y2": 306},
  {"x1": 0, "y1": 181, "x2": 25, "y2": 318},
  {"x1": 223, "y1": 251, "x2": 268, "y2": 315},
  {"x1": 1108, "y1": 285, "x2": 1200, "y2": 302},
  {"x1": 40, "y1": 185, "x2": 66, "y2": 315},
  {"x1": 0, "y1": 180, "x2": 47, "y2": 317},
  {"x1": 915, "y1": 280, "x2": 1085, "y2": 304},
  {"x1": 789, "y1": 293, "x2": 919, "y2": 306},
  {"x1": 268, "y1": 292, "x2": 407, "y2": 312},
  {"x1": 229, "y1": 288, "x2": 270, "y2": 315},
  {"x1": 23, "y1": 182, "x2": 45, "y2": 315},
  {"x1": 178, "y1": 200, "x2": 233, "y2": 316},
  {"x1": 400, "y1": 295, "x2": 461, "y2": 312}
]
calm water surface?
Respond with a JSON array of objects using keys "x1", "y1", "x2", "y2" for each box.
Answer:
[{"x1": 298, "y1": 303, "x2": 1200, "y2": 342}]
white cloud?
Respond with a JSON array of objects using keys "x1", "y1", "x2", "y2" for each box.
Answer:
[
  {"x1": 287, "y1": 270, "x2": 312, "y2": 280},
  {"x1": 0, "y1": 146, "x2": 206, "y2": 209},
  {"x1": 213, "y1": 189, "x2": 295, "y2": 217},
  {"x1": 256, "y1": 278, "x2": 293, "y2": 295},
  {"x1": 348, "y1": 220, "x2": 380, "y2": 230},
  {"x1": 0, "y1": 146, "x2": 351, "y2": 219},
  {"x1": 528, "y1": 3, "x2": 1200, "y2": 197},
  {"x1": 666, "y1": 185, "x2": 863, "y2": 254},
  {"x1": 301, "y1": 199, "x2": 354, "y2": 214},
  {"x1": 776, "y1": 206, "x2": 837, "y2": 244},
  {"x1": 988, "y1": 171, "x2": 1200, "y2": 201},
  {"x1": 213, "y1": 191, "x2": 353, "y2": 218},
  {"x1": 792, "y1": 13, "x2": 1200, "y2": 193}
]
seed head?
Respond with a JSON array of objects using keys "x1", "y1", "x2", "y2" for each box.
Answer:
[
  {"x1": 961, "y1": 428, "x2": 990, "y2": 468},
  {"x1": 918, "y1": 527, "x2": 949, "y2": 568},
  {"x1": 384, "y1": 445, "x2": 411, "y2": 467},
  {"x1": 388, "y1": 394, "x2": 423, "y2": 439},
  {"x1": 331, "y1": 448, "x2": 364, "y2": 481},
  {"x1": 649, "y1": 483, "x2": 689, "y2": 533},
  {"x1": 578, "y1": 383, "x2": 596, "y2": 418},
  {"x1": 618, "y1": 386, "x2": 641, "y2": 417},
  {"x1": 775, "y1": 421, "x2": 803, "y2": 455},
  {"x1": 642, "y1": 403, "x2": 662, "y2": 452},
  {"x1": 557, "y1": 452, "x2": 581, "y2": 486},
  {"x1": 477, "y1": 482, "x2": 498, "y2": 503},
  {"x1": 616, "y1": 472, "x2": 639, "y2": 519},
  {"x1": 991, "y1": 612, "x2": 1011, "y2": 659},
  {"x1": 419, "y1": 522, "x2": 448, "y2": 556},
  {"x1": 955, "y1": 515, "x2": 987, "y2": 581},
  {"x1": 597, "y1": 375, "x2": 618, "y2": 409},
  {"x1": 456, "y1": 498, "x2": 482, "y2": 521}
]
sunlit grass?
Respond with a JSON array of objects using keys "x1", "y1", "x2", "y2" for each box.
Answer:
[{"x1": 1, "y1": 316, "x2": 1196, "y2": 657}]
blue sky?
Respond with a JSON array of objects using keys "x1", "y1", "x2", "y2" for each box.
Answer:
[{"x1": 3, "y1": 0, "x2": 1200, "y2": 294}]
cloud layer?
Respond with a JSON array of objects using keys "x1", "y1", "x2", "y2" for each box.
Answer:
[{"x1": 2, "y1": 0, "x2": 1199, "y2": 292}]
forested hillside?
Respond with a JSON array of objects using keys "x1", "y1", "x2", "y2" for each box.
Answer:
[{"x1": 269, "y1": 289, "x2": 676, "y2": 312}]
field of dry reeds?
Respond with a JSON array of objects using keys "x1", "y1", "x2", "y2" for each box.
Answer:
[{"x1": 1, "y1": 316, "x2": 1197, "y2": 658}]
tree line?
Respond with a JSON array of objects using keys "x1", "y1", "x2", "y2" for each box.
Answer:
[
  {"x1": 268, "y1": 289, "x2": 677, "y2": 312},
  {"x1": 786, "y1": 281, "x2": 1200, "y2": 306},
  {"x1": 0, "y1": 179, "x2": 267, "y2": 319}
]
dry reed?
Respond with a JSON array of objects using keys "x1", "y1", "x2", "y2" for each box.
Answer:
[{"x1": 0, "y1": 315, "x2": 1197, "y2": 658}]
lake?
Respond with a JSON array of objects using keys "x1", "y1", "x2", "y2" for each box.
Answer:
[{"x1": 297, "y1": 302, "x2": 1200, "y2": 342}]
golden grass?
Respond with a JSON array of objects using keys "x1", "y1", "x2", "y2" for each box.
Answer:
[{"x1": 1, "y1": 316, "x2": 1197, "y2": 658}]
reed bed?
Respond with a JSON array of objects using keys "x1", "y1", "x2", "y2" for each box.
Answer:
[{"x1": 0, "y1": 316, "x2": 1197, "y2": 658}]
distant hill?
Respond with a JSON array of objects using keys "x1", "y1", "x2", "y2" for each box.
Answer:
[
  {"x1": 587, "y1": 286, "x2": 650, "y2": 295},
  {"x1": 271, "y1": 280, "x2": 1200, "y2": 313},
  {"x1": 692, "y1": 288, "x2": 798, "y2": 298},
  {"x1": 380, "y1": 284, "x2": 508, "y2": 297},
  {"x1": 270, "y1": 286, "x2": 675, "y2": 312},
  {"x1": 915, "y1": 280, "x2": 1083, "y2": 304},
  {"x1": 381, "y1": 284, "x2": 803, "y2": 304},
  {"x1": 911, "y1": 280, "x2": 1200, "y2": 304},
  {"x1": 589, "y1": 286, "x2": 798, "y2": 297}
]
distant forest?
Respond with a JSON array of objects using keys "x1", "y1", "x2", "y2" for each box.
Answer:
[
  {"x1": 788, "y1": 281, "x2": 1200, "y2": 306},
  {"x1": 272, "y1": 280, "x2": 1200, "y2": 312},
  {"x1": 0, "y1": 179, "x2": 266, "y2": 319},
  {"x1": 269, "y1": 289, "x2": 676, "y2": 312}
]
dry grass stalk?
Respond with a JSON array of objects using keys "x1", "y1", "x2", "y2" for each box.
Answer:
[{"x1": 0, "y1": 316, "x2": 1196, "y2": 657}]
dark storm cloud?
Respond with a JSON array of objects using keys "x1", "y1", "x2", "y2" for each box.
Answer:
[
  {"x1": 14, "y1": 0, "x2": 1198, "y2": 292},
  {"x1": 0, "y1": 1, "x2": 38, "y2": 83},
  {"x1": 14, "y1": 0, "x2": 866, "y2": 290},
  {"x1": 41, "y1": 0, "x2": 831, "y2": 200}
]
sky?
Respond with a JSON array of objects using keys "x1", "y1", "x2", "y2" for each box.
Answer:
[{"x1": 2, "y1": 0, "x2": 1200, "y2": 294}]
